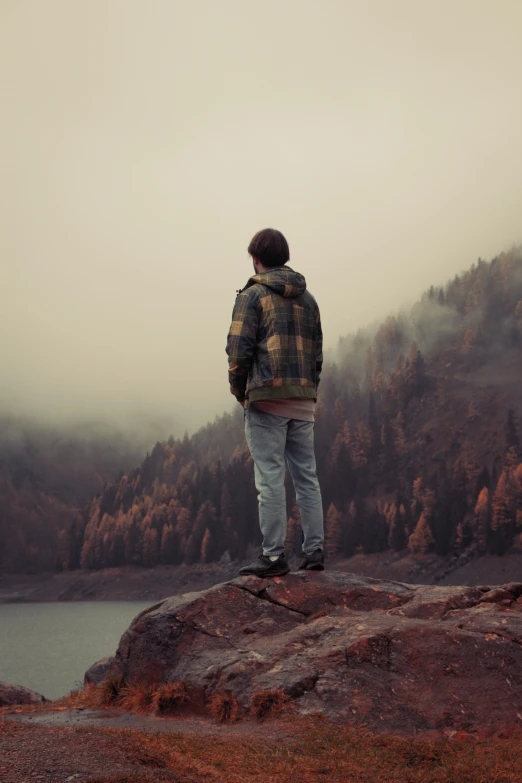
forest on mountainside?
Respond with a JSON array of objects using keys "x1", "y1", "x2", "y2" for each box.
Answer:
[
  {"x1": 1, "y1": 249, "x2": 522, "y2": 573},
  {"x1": 0, "y1": 418, "x2": 162, "y2": 572}
]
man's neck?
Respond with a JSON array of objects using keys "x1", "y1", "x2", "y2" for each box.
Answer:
[{"x1": 254, "y1": 262, "x2": 274, "y2": 274}]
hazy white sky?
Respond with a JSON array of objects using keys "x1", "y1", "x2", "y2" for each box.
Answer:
[{"x1": 1, "y1": 0, "x2": 521, "y2": 436}]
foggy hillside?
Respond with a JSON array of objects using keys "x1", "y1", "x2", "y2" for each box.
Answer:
[
  {"x1": 0, "y1": 412, "x2": 180, "y2": 572},
  {"x1": 1, "y1": 248, "x2": 520, "y2": 574}
]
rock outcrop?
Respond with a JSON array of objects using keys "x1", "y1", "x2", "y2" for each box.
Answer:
[
  {"x1": 0, "y1": 681, "x2": 48, "y2": 706},
  {"x1": 84, "y1": 656, "x2": 114, "y2": 686},
  {"x1": 94, "y1": 572, "x2": 522, "y2": 735}
]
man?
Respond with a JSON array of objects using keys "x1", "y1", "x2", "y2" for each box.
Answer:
[{"x1": 226, "y1": 228, "x2": 325, "y2": 577}]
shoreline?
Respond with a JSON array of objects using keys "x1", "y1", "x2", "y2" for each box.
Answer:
[
  {"x1": 0, "y1": 562, "x2": 238, "y2": 604},
  {"x1": 1, "y1": 550, "x2": 522, "y2": 603}
]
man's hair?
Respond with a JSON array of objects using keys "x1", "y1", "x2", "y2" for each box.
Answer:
[{"x1": 247, "y1": 228, "x2": 290, "y2": 268}]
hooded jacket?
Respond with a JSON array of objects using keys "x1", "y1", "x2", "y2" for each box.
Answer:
[{"x1": 226, "y1": 265, "x2": 323, "y2": 404}]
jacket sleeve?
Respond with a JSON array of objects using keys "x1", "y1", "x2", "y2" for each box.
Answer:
[
  {"x1": 315, "y1": 306, "x2": 323, "y2": 391},
  {"x1": 226, "y1": 292, "x2": 258, "y2": 402}
]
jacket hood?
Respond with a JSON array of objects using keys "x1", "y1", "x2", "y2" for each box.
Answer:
[{"x1": 242, "y1": 265, "x2": 306, "y2": 298}]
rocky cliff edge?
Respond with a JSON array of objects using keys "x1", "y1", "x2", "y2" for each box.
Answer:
[{"x1": 86, "y1": 571, "x2": 522, "y2": 735}]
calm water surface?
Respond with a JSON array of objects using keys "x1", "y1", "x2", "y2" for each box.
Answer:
[{"x1": 0, "y1": 602, "x2": 154, "y2": 700}]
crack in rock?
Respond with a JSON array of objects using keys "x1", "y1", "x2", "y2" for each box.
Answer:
[
  {"x1": 173, "y1": 615, "x2": 237, "y2": 649},
  {"x1": 231, "y1": 583, "x2": 309, "y2": 616}
]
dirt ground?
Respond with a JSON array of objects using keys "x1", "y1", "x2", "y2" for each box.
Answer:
[
  {"x1": 0, "y1": 708, "x2": 298, "y2": 783},
  {"x1": 1, "y1": 719, "x2": 142, "y2": 783}
]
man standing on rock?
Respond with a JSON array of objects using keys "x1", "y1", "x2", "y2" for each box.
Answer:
[{"x1": 226, "y1": 228, "x2": 325, "y2": 577}]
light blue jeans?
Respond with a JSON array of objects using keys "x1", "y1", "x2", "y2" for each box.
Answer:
[{"x1": 244, "y1": 404, "x2": 324, "y2": 557}]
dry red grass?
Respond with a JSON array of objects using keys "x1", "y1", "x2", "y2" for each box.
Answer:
[
  {"x1": 53, "y1": 678, "x2": 189, "y2": 717},
  {"x1": 151, "y1": 682, "x2": 189, "y2": 715},
  {"x1": 249, "y1": 688, "x2": 291, "y2": 720},
  {"x1": 116, "y1": 683, "x2": 156, "y2": 715},
  {"x1": 207, "y1": 689, "x2": 240, "y2": 723},
  {"x1": 109, "y1": 717, "x2": 522, "y2": 783},
  {"x1": 2, "y1": 710, "x2": 522, "y2": 783}
]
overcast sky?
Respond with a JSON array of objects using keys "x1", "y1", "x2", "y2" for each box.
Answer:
[{"x1": 1, "y1": 0, "x2": 521, "y2": 437}]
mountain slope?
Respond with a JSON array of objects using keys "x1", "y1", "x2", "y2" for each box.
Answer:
[
  {"x1": 72, "y1": 248, "x2": 522, "y2": 574},
  {"x1": 2, "y1": 248, "x2": 521, "y2": 573}
]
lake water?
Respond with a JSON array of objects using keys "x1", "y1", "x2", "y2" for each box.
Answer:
[{"x1": 0, "y1": 602, "x2": 154, "y2": 700}]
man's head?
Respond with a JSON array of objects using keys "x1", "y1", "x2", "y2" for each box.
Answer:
[{"x1": 248, "y1": 228, "x2": 290, "y2": 273}]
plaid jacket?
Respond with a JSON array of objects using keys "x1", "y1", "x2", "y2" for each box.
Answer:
[{"x1": 226, "y1": 265, "x2": 323, "y2": 403}]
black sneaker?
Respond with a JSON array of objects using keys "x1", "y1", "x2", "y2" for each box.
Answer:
[
  {"x1": 297, "y1": 548, "x2": 324, "y2": 571},
  {"x1": 239, "y1": 553, "x2": 290, "y2": 578}
]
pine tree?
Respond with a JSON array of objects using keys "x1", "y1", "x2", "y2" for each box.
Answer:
[
  {"x1": 462, "y1": 328, "x2": 476, "y2": 355},
  {"x1": 361, "y1": 504, "x2": 389, "y2": 554},
  {"x1": 343, "y1": 501, "x2": 359, "y2": 556},
  {"x1": 329, "y1": 431, "x2": 354, "y2": 507},
  {"x1": 391, "y1": 412, "x2": 407, "y2": 457},
  {"x1": 474, "y1": 487, "x2": 490, "y2": 553},
  {"x1": 515, "y1": 463, "x2": 522, "y2": 532},
  {"x1": 352, "y1": 421, "x2": 372, "y2": 468},
  {"x1": 333, "y1": 398, "x2": 346, "y2": 431},
  {"x1": 143, "y1": 527, "x2": 159, "y2": 567},
  {"x1": 410, "y1": 477, "x2": 423, "y2": 522},
  {"x1": 491, "y1": 469, "x2": 516, "y2": 553},
  {"x1": 515, "y1": 299, "x2": 522, "y2": 333},
  {"x1": 505, "y1": 409, "x2": 520, "y2": 456},
  {"x1": 404, "y1": 342, "x2": 427, "y2": 399},
  {"x1": 325, "y1": 503, "x2": 342, "y2": 557},
  {"x1": 387, "y1": 501, "x2": 406, "y2": 551},
  {"x1": 365, "y1": 345, "x2": 376, "y2": 392},
  {"x1": 408, "y1": 512, "x2": 434, "y2": 554},
  {"x1": 160, "y1": 523, "x2": 178, "y2": 564},
  {"x1": 201, "y1": 528, "x2": 212, "y2": 563},
  {"x1": 368, "y1": 393, "x2": 380, "y2": 455},
  {"x1": 175, "y1": 505, "x2": 192, "y2": 539}
]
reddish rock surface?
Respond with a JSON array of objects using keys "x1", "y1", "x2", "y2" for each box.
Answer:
[
  {"x1": 84, "y1": 656, "x2": 114, "y2": 686},
  {"x1": 0, "y1": 681, "x2": 48, "y2": 706},
  {"x1": 98, "y1": 571, "x2": 522, "y2": 735}
]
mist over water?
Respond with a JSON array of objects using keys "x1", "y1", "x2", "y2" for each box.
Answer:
[{"x1": 1, "y1": 1, "x2": 522, "y2": 439}]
